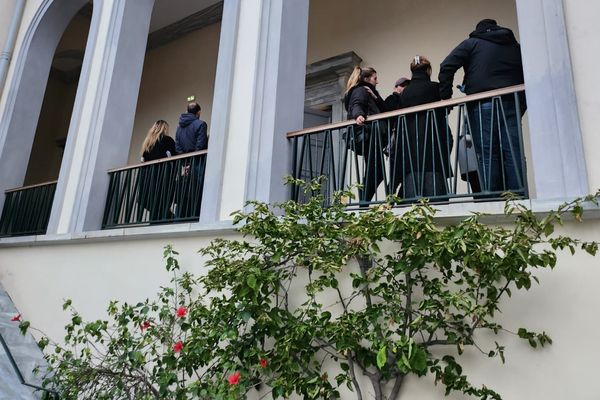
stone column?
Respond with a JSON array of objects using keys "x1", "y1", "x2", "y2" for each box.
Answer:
[
  {"x1": 516, "y1": 0, "x2": 588, "y2": 199},
  {"x1": 47, "y1": 0, "x2": 155, "y2": 233},
  {"x1": 200, "y1": 0, "x2": 309, "y2": 222}
]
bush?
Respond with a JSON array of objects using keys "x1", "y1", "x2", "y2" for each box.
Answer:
[{"x1": 36, "y1": 183, "x2": 599, "y2": 399}]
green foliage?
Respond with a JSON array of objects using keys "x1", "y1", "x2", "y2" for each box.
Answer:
[{"x1": 35, "y1": 182, "x2": 599, "y2": 399}]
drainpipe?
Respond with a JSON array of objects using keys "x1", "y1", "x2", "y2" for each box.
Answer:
[{"x1": 0, "y1": 0, "x2": 26, "y2": 94}]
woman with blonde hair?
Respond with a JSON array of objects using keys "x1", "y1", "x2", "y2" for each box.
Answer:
[
  {"x1": 141, "y1": 120, "x2": 176, "y2": 162},
  {"x1": 139, "y1": 120, "x2": 177, "y2": 223},
  {"x1": 343, "y1": 66, "x2": 388, "y2": 205}
]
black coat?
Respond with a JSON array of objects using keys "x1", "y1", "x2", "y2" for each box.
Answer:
[
  {"x1": 438, "y1": 24, "x2": 524, "y2": 99},
  {"x1": 142, "y1": 135, "x2": 177, "y2": 162},
  {"x1": 397, "y1": 70, "x2": 453, "y2": 175},
  {"x1": 384, "y1": 92, "x2": 403, "y2": 112},
  {"x1": 344, "y1": 81, "x2": 387, "y2": 120}
]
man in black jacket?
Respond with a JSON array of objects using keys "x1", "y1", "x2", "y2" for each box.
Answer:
[
  {"x1": 439, "y1": 19, "x2": 526, "y2": 196},
  {"x1": 174, "y1": 102, "x2": 208, "y2": 219},
  {"x1": 175, "y1": 102, "x2": 208, "y2": 154}
]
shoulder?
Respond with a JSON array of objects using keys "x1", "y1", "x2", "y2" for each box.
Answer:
[{"x1": 350, "y1": 86, "x2": 368, "y2": 100}]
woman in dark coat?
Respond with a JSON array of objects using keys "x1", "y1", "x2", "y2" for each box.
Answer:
[
  {"x1": 139, "y1": 120, "x2": 177, "y2": 222},
  {"x1": 396, "y1": 56, "x2": 453, "y2": 201},
  {"x1": 344, "y1": 66, "x2": 388, "y2": 205}
]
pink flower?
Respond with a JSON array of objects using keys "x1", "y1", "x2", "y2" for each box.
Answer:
[
  {"x1": 140, "y1": 321, "x2": 151, "y2": 331},
  {"x1": 10, "y1": 314, "x2": 21, "y2": 322},
  {"x1": 260, "y1": 358, "x2": 268, "y2": 368},
  {"x1": 227, "y1": 371, "x2": 241, "y2": 385},
  {"x1": 176, "y1": 306, "x2": 187, "y2": 318},
  {"x1": 173, "y1": 341, "x2": 183, "y2": 353}
]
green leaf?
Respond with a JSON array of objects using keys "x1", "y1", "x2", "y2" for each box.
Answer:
[
  {"x1": 376, "y1": 345, "x2": 387, "y2": 369},
  {"x1": 246, "y1": 274, "x2": 257, "y2": 290}
]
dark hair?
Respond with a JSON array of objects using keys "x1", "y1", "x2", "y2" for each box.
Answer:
[
  {"x1": 187, "y1": 102, "x2": 201, "y2": 114},
  {"x1": 476, "y1": 19, "x2": 497, "y2": 31}
]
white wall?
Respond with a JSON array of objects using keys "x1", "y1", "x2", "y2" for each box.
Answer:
[
  {"x1": 0, "y1": 220, "x2": 598, "y2": 399},
  {"x1": 563, "y1": 0, "x2": 600, "y2": 193}
]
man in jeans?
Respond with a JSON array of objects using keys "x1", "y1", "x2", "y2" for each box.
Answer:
[
  {"x1": 175, "y1": 102, "x2": 208, "y2": 218},
  {"x1": 439, "y1": 19, "x2": 526, "y2": 196}
]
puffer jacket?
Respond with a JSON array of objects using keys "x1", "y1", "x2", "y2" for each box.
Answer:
[{"x1": 344, "y1": 81, "x2": 387, "y2": 120}]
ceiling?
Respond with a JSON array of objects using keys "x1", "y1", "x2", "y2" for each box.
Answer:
[{"x1": 149, "y1": 0, "x2": 221, "y2": 32}]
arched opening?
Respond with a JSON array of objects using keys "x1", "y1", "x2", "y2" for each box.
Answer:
[
  {"x1": 0, "y1": 0, "x2": 94, "y2": 236},
  {"x1": 291, "y1": 0, "x2": 532, "y2": 205},
  {"x1": 24, "y1": 3, "x2": 92, "y2": 185},
  {"x1": 101, "y1": 0, "x2": 223, "y2": 228}
]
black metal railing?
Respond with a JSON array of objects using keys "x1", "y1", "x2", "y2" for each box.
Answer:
[
  {"x1": 0, "y1": 181, "x2": 57, "y2": 237},
  {"x1": 0, "y1": 331, "x2": 59, "y2": 399},
  {"x1": 288, "y1": 84, "x2": 527, "y2": 207},
  {"x1": 102, "y1": 150, "x2": 207, "y2": 229}
]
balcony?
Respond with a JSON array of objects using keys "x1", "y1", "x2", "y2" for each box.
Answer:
[
  {"x1": 0, "y1": 181, "x2": 56, "y2": 237},
  {"x1": 102, "y1": 151, "x2": 207, "y2": 229},
  {"x1": 288, "y1": 85, "x2": 527, "y2": 207}
]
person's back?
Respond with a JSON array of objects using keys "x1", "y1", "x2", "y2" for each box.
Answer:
[
  {"x1": 175, "y1": 102, "x2": 208, "y2": 154},
  {"x1": 398, "y1": 56, "x2": 452, "y2": 201},
  {"x1": 439, "y1": 19, "x2": 523, "y2": 99},
  {"x1": 438, "y1": 19, "x2": 526, "y2": 196}
]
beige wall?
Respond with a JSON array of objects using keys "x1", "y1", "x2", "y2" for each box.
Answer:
[
  {"x1": 563, "y1": 0, "x2": 600, "y2": 193},
  {"x1": 127, "y1": 22, "x2": 221, "y2": 165},
  {"x1": 307, "y1": 0, "x2": 519, "y2": 97},
  {"x1": 0, "y1": 219, "x2": 599, "y2": 399}
]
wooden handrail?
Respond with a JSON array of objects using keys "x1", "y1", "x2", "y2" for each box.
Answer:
[
  {"x1": 286, "y1": 84, "x2": 525, "y2": 138},
  {"x1": 107, "y1": 149, "x2": 208, "y2": 173},
  {"x1": 5, "y1": 180, "x2": 57, "y2": 193}
]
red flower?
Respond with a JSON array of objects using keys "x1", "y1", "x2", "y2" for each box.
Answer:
[
  {"x1": 173, "y1": 341, "x2": 184, "y2": 353},
  {"x1": 10, "y1": 314, "x2": 21, "y2": 322},
  {"x1": 227, "y1": 371, "x2": 241, "y2": 385},
  {"x1": 140, "y1": 321, "x2": 151, "y2": 331},
  {"x1": 260, "y1": 358, "x2": 268, "y2": 368},
  {"x1": 176, "y1": 306, "x2": 187, "y2": 318}
]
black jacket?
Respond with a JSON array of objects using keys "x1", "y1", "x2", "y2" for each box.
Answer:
[
  {"x1": 344, "y1": 82, "x2": 387, "y2": 120},
  {"x1": 398, "y1": 70, "x2": 453, "y2": 174},
  {"x1": 142, "y1": 135, "x2": 177, "y2": 162},
  {"x1": 438, "y1": 24, "x2": 524, "y2": 99},
  {"x1": 384, "y1": 92, "x2": 403, "y2": 111},
  {"x1": 175, "y1": 113, "x2": 208, "y2": 154}
]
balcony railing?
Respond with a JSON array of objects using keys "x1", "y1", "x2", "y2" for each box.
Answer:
[
  {"x1": 288, "y1": 84, "x2": 527, "y2": 207},
  {"x1": 102, "y1": 150, "x2": 207, "y2": 229},
  {"x1": 0, "y1": 181, "x2": 57, "y2": 237}
]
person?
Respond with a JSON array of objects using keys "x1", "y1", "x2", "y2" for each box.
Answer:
[
  {"x1": 384, "y1": 77, "x2": 410, "y2": 111},
  {"x1": 139, "y1": 120, "x2": 177, "y2": 222},
  {"x1": 174, "y1": 102, "x2": 208, "y2": 219},
  {"x1": 398, "y1": 55, "x2": 453, "y2": 201},
  {"x1": 141, "y1": 120, "x2": 176, "y2": 162},
  {"x1": 343, "y1": 66, "x2": 388, "y2": 205},
  {"x1": 439, "y1": 18, "x2": 526, "y2": 195},
  {"x1": 384, "y1": 77, "x2": 410, "y2": 197},
  {"x1": 175, "y1": 102, "x2": 208, "y2": 154}
]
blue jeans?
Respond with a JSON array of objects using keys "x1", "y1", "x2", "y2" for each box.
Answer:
[{"x1": 468, "y1": 97, "x2": 525, "y2": 195}]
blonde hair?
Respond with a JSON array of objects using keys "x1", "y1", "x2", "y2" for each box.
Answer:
[
  {"x1": 410, "y1": 54, "x2": 432, "y2": 76},
  {"x1": 345, "y1": 66, "x2": 377, "y2": 93},
  {"x1": 141, "y1": 120, "x2": 169, "y2": 156}
]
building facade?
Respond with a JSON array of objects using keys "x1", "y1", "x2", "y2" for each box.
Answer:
[{"x1": 0, "y1": 0, "x2": 599, "y2": 398}]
